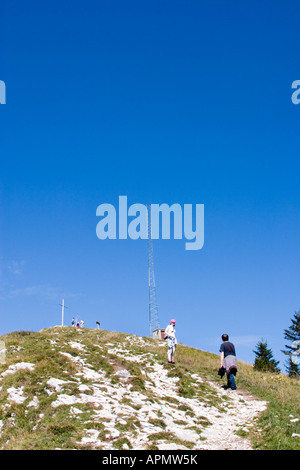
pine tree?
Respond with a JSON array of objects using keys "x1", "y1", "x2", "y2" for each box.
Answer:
[
  {"x1": 253, "y1": 339, "x2": 280, "y2": 373},
  {"x1": 282, "y1": 309, "x2": 300, "y2": 377}
]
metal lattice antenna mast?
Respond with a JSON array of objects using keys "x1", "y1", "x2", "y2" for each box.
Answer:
[{"x1": 147, "y1": 205, "x2": 160, "y2": 337}]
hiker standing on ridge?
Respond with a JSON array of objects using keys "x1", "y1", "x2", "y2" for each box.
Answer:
[
  {"x1": 165, "y1": 319, "x2": 177, "y2": 364},
  {"x1": 219, "y1": 334, "x2": 237, "y2": 390}
]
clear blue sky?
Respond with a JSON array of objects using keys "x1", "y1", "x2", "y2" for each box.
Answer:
[{"x1": 1, "y1": 0, "x2": 300, "y2": 370}]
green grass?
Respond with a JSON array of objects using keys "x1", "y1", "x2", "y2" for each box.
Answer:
[
  {"x1": 147, "y1": 431, "x2": 195, "y2": 449},
  {"x1": 144, "y1": 339, "x2": 300, "y2": 449},
  {"x1": 0, "y1": 327, "x2": 299, "y2": 450},
  {"x1": 174, "y1": 344, "x2": 300, "y2": 450},
  {"x1": 236, "y1": 365, "x2": 300, "y2": 450}
]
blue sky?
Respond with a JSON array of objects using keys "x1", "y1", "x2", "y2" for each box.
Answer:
[{"x1": 1, "y1": 0, "x2": 300, "y2": 369}]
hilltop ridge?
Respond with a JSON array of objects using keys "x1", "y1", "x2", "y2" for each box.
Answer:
[{"x1": 0, "y1": 326, "x2": 272, "y2": 450}]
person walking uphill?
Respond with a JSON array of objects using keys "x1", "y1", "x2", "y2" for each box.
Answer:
[
  {"x1": 219, "y1": 334, "x2": 238, "y2": 390},
  {"x1": 165, "y1": 319, "x2": 177, "y2": 364}
]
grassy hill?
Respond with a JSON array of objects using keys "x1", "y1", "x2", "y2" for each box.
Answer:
[{"x1": 0, "y1": 327, "x2": 299, "y2": 450}]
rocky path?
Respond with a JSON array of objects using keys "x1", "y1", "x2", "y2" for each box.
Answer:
[
  {"x1": 0, "y1": 332, "x2": 268, "y2": 450},
  {"x1": 65, "y1": 335, "x2": 267, "y2": 450},
  {"x1": 197, "y1": 383, "x2": 267, "y2": 450}
]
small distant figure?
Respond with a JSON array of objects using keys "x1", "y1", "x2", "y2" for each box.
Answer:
[
  {"x1": 71, "y1": 318, "x2": 75, "y2": 327},
  {"x1": 76, "y1": 321, "x2": 80, "y2": 328},
  {"x1": 219, "y1": 334, "x2": 237, "y2": 390},
  {"x1": 96, "y1": 321, "x2": 100, "y2": 330},
  {"x1": 164, "y1": 319, "x2": 177, "y2": 364},
  {"x1": 80, "y1": 320, "x2": 84, "y2": 328}
]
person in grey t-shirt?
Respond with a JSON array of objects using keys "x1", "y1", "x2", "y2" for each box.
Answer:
[{"x1": 219, "y1": 334, "x2": 237, "y2": 390}]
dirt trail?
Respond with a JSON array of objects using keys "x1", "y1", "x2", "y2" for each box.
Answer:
[
  {"x1": 197, "y1": 382, "x2": 267, "y2": 450},
  {"x1": 74, "y1": 336, "x2": 268, "y2": 450},
  {"x1": 1, "y1": 333, "x2": 268, "y2": 450}
]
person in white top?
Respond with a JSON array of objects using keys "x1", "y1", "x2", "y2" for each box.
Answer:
[{"x1": 165, "y1": 319, "x2": 177, "y2": 364}]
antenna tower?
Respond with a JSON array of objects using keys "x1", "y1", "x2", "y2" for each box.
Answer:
[{"x1": 147, "y1": 205, "x2": 160, "y2": 337}]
